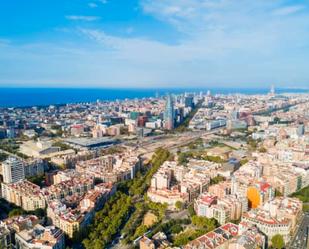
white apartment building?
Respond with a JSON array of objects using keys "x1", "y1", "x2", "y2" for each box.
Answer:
[{"x1": 2, "y1": 157, "x2": 25, "y2": 184}]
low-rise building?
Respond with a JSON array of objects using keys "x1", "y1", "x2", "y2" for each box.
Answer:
[
  {"x1": 139, "y1": 232, "x2": 170, "y2": 249},
  {"x1": 184, "y1": 223, "x2": 239, "y2": 249},
  {"x1": 19, "y1": 139, "x2": 60, "y2": 158},
  {"x1": 76, "y1": 153, "x2": 141, "y2": 183},
  {"x1": 15, "y1": 224, "x2": 65, "y2": 249},
  {"x1": 0, "y1": 215, "x2": 40, "y2": 233},
  {"x1": 229, "y1": 223, "x2": 266, "y2": 249},
  {"x1": 140, "y1": 236, "x2": 155, "y2": 249},
  {"x1": 0, "y1": 225, "x2": 12, "y2": 249}
]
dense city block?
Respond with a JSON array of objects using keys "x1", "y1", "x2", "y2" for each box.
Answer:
[{"x1": 1, "y1": 88, "x2": 309, "y2": 249}]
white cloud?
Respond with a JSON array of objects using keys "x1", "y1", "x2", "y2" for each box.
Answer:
[
  {"x1": 73, "y1": 0, "x2": 309, "y2": 87},
  {"x1": 272, "y1": 5, "x2": 305, "y2": 16},
  {"x1": 139, "y1": 0, "x2": 309, "y2": 51},
  {"x1": 98, "y1": 0, "x2": 108, "y2": 4},
  {"x1": 142, "y1": 0, "x2": 272, "y2": 32},
  {"x1": 126, "y1": 27, "x2": 134, "y2": 34},
  {"x1": 0, "y1": 38, "x2": 10, "y2": 46},
  {"x1": 88, "y1": 2, "x2": 98, "y2": 8},
  {"x1": 65, "y1": 15, "x2": 100, "y2": 21},
  {"x1": 1, "y1": 0, "x2": 309, "y2": 88}
]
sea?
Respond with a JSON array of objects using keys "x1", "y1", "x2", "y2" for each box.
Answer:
[{"x1": 0, "y1": 87, "x2": 308, "y2": 108}]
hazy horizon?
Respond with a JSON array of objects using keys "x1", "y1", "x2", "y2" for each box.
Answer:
[
  {"x1": 0, "y1": 87, "x2": 308, "y2": 108},
  {"x1": 0, "y1": 85, "x2": 308, "y2": 90}
]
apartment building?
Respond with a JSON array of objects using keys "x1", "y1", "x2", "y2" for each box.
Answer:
[
  {"x1": 15, "y1": 224, "x2": 65, "y2": 249},
  {"x1": 241, "y1": 197, "x2": 302, "y2": 243},
  {"x1": 2, "y1": 157, "x2": 25, "y2": 184},
  {"x1": 1, "y1": 180, "x2": 46, "y2": 211},
  {"x1": 195, "y1": 194, "x2": 244, "y2": 224}
]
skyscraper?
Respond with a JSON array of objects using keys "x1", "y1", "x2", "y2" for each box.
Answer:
[
  {"x1": 184, "y1": 96, "x2": 194, "y2": 108},
  {"x1": 2, "y1": 156, "x2": 25, "y2": 183},
  {"x1": 269, "y1": 84, "x2": 275, "y2": 96},
  {"x1": 164, "y1": 95, "x2": 174, "y2": 130}
]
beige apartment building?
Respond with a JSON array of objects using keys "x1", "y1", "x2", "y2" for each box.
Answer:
[{"x1": 1, "y1": 180, "x2": 46, "y2": 211}]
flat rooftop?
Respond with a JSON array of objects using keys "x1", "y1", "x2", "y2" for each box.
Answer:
[{"x1": 65, "y1": 137, "x2": 118, "y2": 148}]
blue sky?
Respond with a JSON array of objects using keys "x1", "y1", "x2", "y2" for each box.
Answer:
[{"x1": 0, "y1": 0, "x2": 309, "y2": 88}]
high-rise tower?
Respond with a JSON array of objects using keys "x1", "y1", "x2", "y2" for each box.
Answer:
[
  {"x1": 164, "y1": 95, "x2": 174, "y2": 130},
  {"x1": 2, "y1": 156, "x2": 25, "y2": 183},
  {"x1": 269, "y1": 84, "x2": 275, "y2": 96}
]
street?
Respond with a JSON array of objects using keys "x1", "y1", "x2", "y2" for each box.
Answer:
[{"x1": 289, "y1": 212, "x2": 309, "y2": 249}]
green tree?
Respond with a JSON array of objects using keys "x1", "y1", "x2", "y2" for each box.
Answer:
[
  {"x1": 9, "y1": 208, "x2": 26, "y2": 217},
  {"x1": 247, "y1": 138, "x2": 258, "y2": 149},
  {"x1": 93, "y1": 239, "x2": 105, "y2": 249},
  {"x1": 210, "y1": 175, "x2": 225, "y2": 185},
  {"x1": 82, "y1": 148, "x2": 171, "y2": 248},
  {"x1": 173, "y1": 229, "x2": 205, "y2": 246},
  {"x1": 170, "y1": 224, "x2": 183, "y2": 234},
  {"x1": 0, "y1": 152, "x2": 8, "y2": 162},
  {"x1": 191, "y1": 215, "x2": 218, "y2": 231},
  {"x1": 27, "y1": 174, "x2": 45, "y2": 187},
  {"x1": 94, "y1": 177, "x2": 103, "y2": 185},
  {"x1": 205, "y1": 155, "x2": 224, "y2": 163},
  {"x1": 240, "y1": 159, "x2": 248, "y2": 166},
  {"x1": 258, "y1": 147, "x2": 267, "y2": 153},
  {"x1": 33, "y1": 208, "x2": 46, "y2": 218},
  {"x1": 271, "y1": 234, "x2": 285, "y2": 249},
  {"x1": 291, "y1": 185, "x2": 309, "y2": 202},
  {"x1": 303, "y1": 204, "x2": 309, "y2": 212},
  {"x1": 187, "y1": 204, "x2": 196, "y2": 217},
  {"x1": 175, "y1": 201, "x2": 183, "y2": 210},
  {"x1": 275, "y1": 189, "x2": 283, "y2": 197},
  {"x1": 133, "y1": 224, "x2": 148, "y2": 238}
]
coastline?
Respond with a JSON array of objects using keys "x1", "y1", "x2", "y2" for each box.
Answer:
[{"x1": 0, "y1": 87, "x2": 308, "y2": 108}]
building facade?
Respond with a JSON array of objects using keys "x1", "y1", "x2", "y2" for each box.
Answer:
[
  {"x1": 164, "y1": 95, "x2": 174, "y2": 130},
  {"x1": 2, "y1": 157, "x2": 25, "y2": 184}
]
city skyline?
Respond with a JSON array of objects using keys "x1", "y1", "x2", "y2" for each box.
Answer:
[
  {"x1": 1, "y1": 1, "x2": 309, "y2": 246},
  {"x1": 0, "y1": 86, "x2": 309, "y2": 248},
  {"x1": 1, "y1": 0, "x2": 309, "y2": 88}
]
